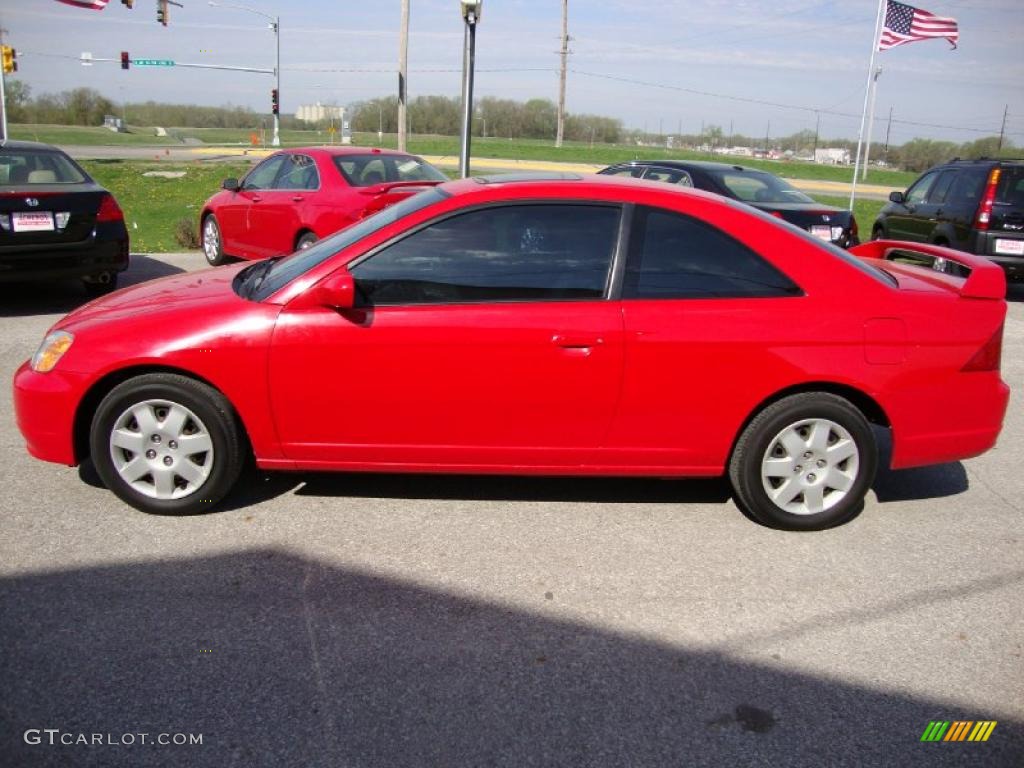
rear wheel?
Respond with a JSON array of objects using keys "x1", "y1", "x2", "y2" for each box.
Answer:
[
  {"x1": 89, "y1": 373, "x2": 246, "y2": 515},
  {"x1": 728, "y1": 393, "x2": 877, "y2": 530},
  {"x1": 296, "y1": 231, "x2": 318, "y2": 250},
  {"x1": 202, "y1": 214, "x2": 228, "y2": 266},
  {"x1": 871, "y1": 226, "x2": 884, "y2": 241}
]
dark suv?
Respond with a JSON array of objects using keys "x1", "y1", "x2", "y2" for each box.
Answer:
[{"x1": 873, "y1": 158, "x2": 1024, "y2": 280}]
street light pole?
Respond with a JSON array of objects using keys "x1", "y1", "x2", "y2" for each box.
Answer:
[
  {"x1": 458, "y1": 1, "x2": 482, "y2": 178},
  {"x1": 208, "y1": 1, "x2": 280, "y2": 146}
]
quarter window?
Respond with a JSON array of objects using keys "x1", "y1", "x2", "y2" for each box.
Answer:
[
  {"x1": 274, "y1": 154, "x2": 319, "y2": 190},
  {"x1": 623, "y1": 207, "x2": 801, "y2": 299},
  {"x1": 351, "y1": 204, "x2": 621, "y2": 305}
]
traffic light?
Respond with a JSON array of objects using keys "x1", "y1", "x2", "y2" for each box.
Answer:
[
  {"x1": 271, "y1": 89, "x2": 279, "y2": 115},
  {"x1": 156, "y1": 0, "x2": 168, "y2": 26},
  {"x1": 121, "y1": 51, "x2": 130, "y2": 70},
  {"x1": 1, "y1": 45, "x2": 17, "y2": 75},
  {"x1": 121, "y1": 0, "x2": 134, "y2": 8}
]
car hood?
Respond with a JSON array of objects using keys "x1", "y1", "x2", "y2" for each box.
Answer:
[{"x1": 59, "y1": 262, "x2": 250, "y2": 331}]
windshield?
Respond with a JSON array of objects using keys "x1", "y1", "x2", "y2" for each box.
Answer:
[
  {"x1": 247, "y1": 187, "x2": 449, "y2": 301},
  {"x1": 709, "y1": 169, "x2": 815, "y2": 204},
  {"x1": 333, "y1": 154, "x2": 448, "y2": 187},
  {"x1": 0, "y1": 149, "x2": 89, "y2": 185}
]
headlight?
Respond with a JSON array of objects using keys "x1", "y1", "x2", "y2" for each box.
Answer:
[{"x1": 31, "y1": 331, "x2": 75, "y2": 373}]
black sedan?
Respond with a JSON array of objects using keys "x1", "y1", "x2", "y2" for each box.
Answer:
[
  {"x1": 599, "y1": 160, "x2": 859, "y2": 248},
  {"x1": 1, "y1": 140, "x2": 129, "y2": 294}
]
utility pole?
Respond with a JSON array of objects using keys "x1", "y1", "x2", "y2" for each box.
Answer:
[
  {"x1": 998, "y1": 104, "x2": 1008, "y2": 153},
  {"x1": 813, "y1": 111, "x2": 820, "y2": 158},
  {"x1": 555, "y1": 0, "x2": 568, "y2": 147},
  {"x1": 764, "y1": 120, "x2": 770, "y2": 155},
  {"x1": 398, "y1": 0, "x2": 409, "y2": 151}
]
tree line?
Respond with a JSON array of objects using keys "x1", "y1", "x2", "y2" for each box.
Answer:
[{"x1": 3, "y1": 81, "x2": 1013, "y2": 172}]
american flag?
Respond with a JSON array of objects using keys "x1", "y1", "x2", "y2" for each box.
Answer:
[
  {"x1": 879, "y1": 1, "x2": 958, "y2": 50},
  {"x1": 55, "y1": 0, "x2": 111, "y2": 10}
]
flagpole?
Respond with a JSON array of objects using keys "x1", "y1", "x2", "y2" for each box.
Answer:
[{"x1": 850, "y1": 0, "x2": 887, "y2": 210}]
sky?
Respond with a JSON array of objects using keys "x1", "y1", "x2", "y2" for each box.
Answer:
[{"x1": 2, "y1": 0, "x2": 1022, "y2": 145}]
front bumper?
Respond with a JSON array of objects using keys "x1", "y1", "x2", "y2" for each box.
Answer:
[{"x1": 13, "y1": 361, "x2": 88, "y2": 466}]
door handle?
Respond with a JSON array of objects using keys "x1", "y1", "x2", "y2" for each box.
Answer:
[
  {"x1": 291, "y1": 195, "x2": 305, "y2": 202},
  {"x1": 251, "y1": 195, "x2": 262, "y2": 203},
  {"x1": 552, "y1": 333, "x2": 604, "y2": 348}
]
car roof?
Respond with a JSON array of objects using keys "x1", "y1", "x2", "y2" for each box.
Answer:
[
  {"x1": 283, "y1": 146, "x2": 424, "y2": 159},
  {"x1": 0, "y1": 140, "x2": 66, "y2": 153},
  {"x1": 612, "y1": 159, "x2": 769, "y2": 174}
]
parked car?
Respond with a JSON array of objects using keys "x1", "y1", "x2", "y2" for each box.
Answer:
[
  {"x1": 599, "y1": 160, "x2": 859, "y2": 248},
  {"x1": 200, "y1": 146, "x2": 447, "y2": 265},
  {"x1": 0, "y1": 140, "x2": 128, "y2": 294},
  {"x1": 872, "y1": 158, "x2": 1024, "y2": 280},
  {"x1": 15, "y1": 174, "x2": 1008, "y2": 530}
]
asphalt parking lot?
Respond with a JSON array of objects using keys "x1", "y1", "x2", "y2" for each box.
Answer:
[{"x1": 1, "y1": 254, "x2": 1022, "y2": 767}]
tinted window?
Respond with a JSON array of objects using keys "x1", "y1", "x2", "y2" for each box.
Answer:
[
  {"x1": 0, "y1": 149, "x2": 87, "y2": 185},
  {"x1": 602, "y1": 166, "x2": 644, "y2": 179},
  {"x1": 708, "y1": 170, "x2": 814, "y2": 204},
  {"x1": 251, "y1": 188, "x2": 448, "y2": 300},
  {"x1": 928, "y1": 170, "x2": 957, "y2": 204},
  {"x1": 274, "y1": 154, "x2": 319, "y2": 190},
  {"x1": 643, "y1": 168, "x2": 694, "y2": 187},
  {"x1": 946, "y1": 167, "x2": 988, "y2": 209},
  {"x1": 351, "y1": 204, "x2": 620, "y2": 306},
  {"x1": 995, "y1": 166, "x2": 1024, "y2": 207},
  {"x1": 624, "y1": 207, "x2": 801, "y2": 299},
  {"x1": 905, "y1": 171, "x2": 938, "y2": 205},
  {"x1": 243, "y1": 155, "x2": 286, "y2": 190}
]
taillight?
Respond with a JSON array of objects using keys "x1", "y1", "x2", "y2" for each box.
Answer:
[
  {"x1": 974, "y1": 168, "x2": 1001, "y2": 231},
  {"x1": 96, "y1": 194, "x2": 124, "y2": 223},
  {"x1": 961, "y1": 324, "x2": 1004, "y2": 372}
]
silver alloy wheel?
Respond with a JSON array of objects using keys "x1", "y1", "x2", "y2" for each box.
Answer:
[
  {"x1": 760, "y1": 418, "x2": 859, "y2": 516},
  {"x1": 203, "y1": 218, "x2": 220, "y2": 263},
  {"x1": 108, "y1": 399, "x2": 214, "y2": 500}
]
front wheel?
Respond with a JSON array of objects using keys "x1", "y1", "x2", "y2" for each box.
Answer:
[
  {"x1": 89, "y1": 373, "x2": 246, "y2": 515},
  {"x1": 728, "y1": 393, "x2": 877, "y2": 531},
  {"x1": 296, "y1": 231, "x2": 318, "y2": 250},
  {"x1": 202, "y1": 214, "x2": 228, "y2": 266}
]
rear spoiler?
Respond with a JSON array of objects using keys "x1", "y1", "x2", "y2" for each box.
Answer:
[
  {"x1": 358, "y1": 180, "x2": 443, "y2": 196},
  {"x1": 850, "y1": 240, "x2": 1006, "y2": 300}
]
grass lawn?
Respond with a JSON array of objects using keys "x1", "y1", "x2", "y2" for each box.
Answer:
[
  {"x1": 811, "y1": 195, "x2": 886, "y2": 238},
  {"x1": 82, "y1": 160, "x2": 251, "y2": 253}
]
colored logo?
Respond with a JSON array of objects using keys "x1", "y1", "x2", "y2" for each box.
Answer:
[{"x1": 921, "y1": 721, "x2": 997, "y2": 742}]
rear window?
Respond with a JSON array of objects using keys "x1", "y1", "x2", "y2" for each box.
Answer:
[
  {"x1": 707, "y1": 169, "x2": 814, "y2": 204},
  {"x1": 333, "y1": 154, "x2": 447, "y2": 187},
  {"x1": 0, "y1": 149, "x2": 88, "y2": 185},
  {"x1": 996, "y1": 166, "x2": 1024, "y2": 207}
]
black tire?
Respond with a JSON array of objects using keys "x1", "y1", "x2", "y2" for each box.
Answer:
[
  {"x1": 296, "y1": 231, "x2": 318, "y2": 250},
  {"x1": 202, "y1": 214, "x2": 228, "y2": 266},
  {"x1": 82, "y1": 273, "x2": 119, "y2": 297},
  {"x1": 89, "y1": 373, "x2": 247, "y2": 515},
  {"x1": 871, "y1": 226, "x2": 884, "y2": 241},
  {"x1": 728, "y1": 393, "x2": 877, "y2": 531}
]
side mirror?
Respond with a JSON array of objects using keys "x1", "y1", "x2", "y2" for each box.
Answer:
[
  {"x1": 313, "y1": 269, "x2": 356, "y2": 310},
  {"x1": 222, "y1": 178, "x2": 240, "y2": 192},
  {"x1": 889, "y1": 191, "x2": 905, "y2": 204}
]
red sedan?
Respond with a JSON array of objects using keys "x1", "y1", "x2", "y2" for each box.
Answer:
[
  {"x1": 14, "y1": 174, "x2": 1010, "y2": 530},
  {"x1": 199, "y1": 146, "x2": 447, "y2": 264}
]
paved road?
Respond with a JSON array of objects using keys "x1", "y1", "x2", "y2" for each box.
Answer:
[
  {"x1": 60, "y1": 144, "x2": 898, "y2": 201},
  {"x1": 1, "y1": 255, "x2": 1022, "y2": 767}
]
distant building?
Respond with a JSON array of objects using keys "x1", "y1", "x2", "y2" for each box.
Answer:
[
  {"x1": 815, "y1": 148, "x2": 851, "y2": 165},
  {"x1": 296, "y1": 102, "x2": 344, "y2": 124},
  {"x1": 103, "y1": 115, "x2": 126, "y2": 133}
]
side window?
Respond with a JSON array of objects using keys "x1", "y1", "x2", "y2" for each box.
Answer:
[
  {"x1": 947, "y1": 168, "x2": 990, "y2": 209},
  {"x1": 928, "y1": 170, "x2": 957, "y2": 204},
  {"x1": 623, "y1": 207, "x2": 801, "y2": 299},
  {"x1": 274, "y1": 154, "x2": 319, "y2": 190},
  {"x1": 604, "y1": 166, "x2": 644, "y2": 179},
  {"x1": 351, "y1": 204, "x2": 621, "y2": 306},
  {"x1": 242, "y1": 155, "x2": 286, "y2": 190},
  {"x1": 643, "y1": 168, "x2": 694, "y2": 187},
  {"x1": 905, "y1": 171, "x2": 939, "y2": 205}
]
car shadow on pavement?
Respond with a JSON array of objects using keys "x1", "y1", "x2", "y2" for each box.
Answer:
[
  {"x1": 1, "y1": 549, "x2": 1021, "y2": 767},
  {"x1": 0, "y1": 255, "x2": 185, "y2": 318}
]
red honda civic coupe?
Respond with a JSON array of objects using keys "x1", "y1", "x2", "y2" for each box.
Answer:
[
  {"x1": 14, "y1": 174, "x2": 1010, "y2": 530},
  {"x1": 199, "y1": 146, "x2": 447, "y2": 265}
]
